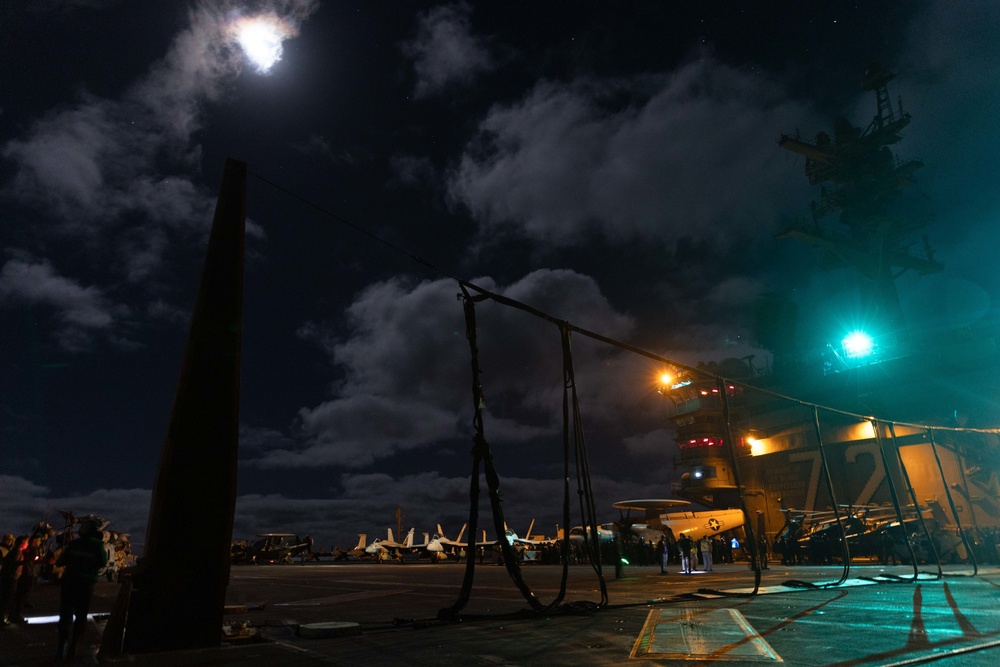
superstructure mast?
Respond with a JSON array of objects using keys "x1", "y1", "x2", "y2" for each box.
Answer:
[{"x1": 777, "y1": 62, "x2": 940, "y2": 344}]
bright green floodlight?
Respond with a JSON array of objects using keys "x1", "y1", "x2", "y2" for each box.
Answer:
[{"x1": 842, "y1": 330, "x2": 875, "y2": 359}]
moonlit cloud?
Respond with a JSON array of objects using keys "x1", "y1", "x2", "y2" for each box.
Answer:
[
  {"x1": 447, "y1": 58, "x2": 816, "y2": 250},
  {"x1": 249, "y1": 269, "x2": 651, "y2": 472},
  {"x1": 0, "y1": 0, "x2": 319, "y2": 347},
  {"x1": 0, "y1": 474, "x2": 150, "y2": 547},
  {"x1": 0, "y1": 256, "x2": 129, "y2": 350},
  {"x1": 402, "y1": 2, "x2": 495, "y2": 99}
]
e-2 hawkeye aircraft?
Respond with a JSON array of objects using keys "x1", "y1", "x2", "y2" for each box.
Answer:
[{"x1": 611, "y1": 499, "x2": 745, "y2": 542}]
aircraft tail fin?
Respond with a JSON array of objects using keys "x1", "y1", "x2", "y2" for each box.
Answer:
[
  {"x1": 526, "y1": 518, "x2": 535, "y2": 540},
  {"x1": 437, "y1": 523, "x2": 445, "y2": 537},
  {"x1": 387, "y1": 528, "x2": 395, "y2": 543},
  {"x1": 456, "y1": 523, "x2": 467, "y2": 543},
  {"x1": 355, "y1": 533, "x2": 367, "y2": 550},
  {"x1": 926, "y1": 499, "x2": 950, "y2": 524},
  {"x1": 404, "y1": 528, "x2": 415, "y2": 548}
]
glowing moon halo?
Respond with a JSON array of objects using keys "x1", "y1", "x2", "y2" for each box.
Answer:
[{"x1": 230, "y1": 14, "x2": 293, "y2": 73}]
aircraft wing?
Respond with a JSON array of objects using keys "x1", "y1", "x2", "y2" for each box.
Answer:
[{"x1": 613, "y1": 499, "x2": 692, "y2": 512}]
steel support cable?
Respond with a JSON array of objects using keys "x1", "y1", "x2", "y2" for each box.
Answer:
[
  {"x1": 925, "y1": 429, "x2": 978, "y2": 576},
  {"x1": 481, "y1": 426, "x2": 546, "y2": 610},
  {"x1": 438, "y1": 288, "x2": 490, "y2": 619},
  {"x1": 445, "y1": 291, "x2": 601, "y2": 617},
  {"x1": 574, "y1": 427, "x2": 602, "y2": 574},
  {"x1": 440, "y1": 288, "x2": 544, "y2": 618},
  {"x1": 811, "y1": 406, "x2": 852, "y2": 588},
  {"x1": 872, "y1": 419, "x2": 921, "y2": 580},
  {"x1": 707, "y1": 377, "x2": 761, "y2": 596},
  {"x1": 579, "y1": 420, "x2": 608, "y2": 605},
  {"x1": 888, "y1": 424, "x2": 943, "y2": 580},
  {"x1": 563, "y1": 324, "x2": 609, "y2": 607},
  {"x1": 545, "y1": 323, "x2": 574, "y2": 610},
  {"x1": 776, "y1": 406, "x2": 852, "y2": 590}
]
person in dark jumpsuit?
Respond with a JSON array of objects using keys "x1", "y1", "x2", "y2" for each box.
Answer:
[{"x1": 56, "y1": 517, "x2": 108, "y2": 661}]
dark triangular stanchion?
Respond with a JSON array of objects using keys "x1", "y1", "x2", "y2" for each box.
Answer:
[{"x1": 117, "y1": 158, "x2": 246, "y2": 653}]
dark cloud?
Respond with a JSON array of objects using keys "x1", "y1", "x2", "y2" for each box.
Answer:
[{"x1": 24, "y1": 0, "x2": 123, "y2": 12}]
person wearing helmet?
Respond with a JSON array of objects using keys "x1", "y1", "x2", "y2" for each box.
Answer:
[
  {"x1": 0, "y1": 534, "x2": 14, "y2": 559},
  {"x1": 8, "y1": 533, "x2": 44, "y2": 623},
  {"x1": 55, "y1": 517, "x2": 107, "y2": 660},
  {"x1": 1, "y1": 535, "x2": 27, "y2": 624}
]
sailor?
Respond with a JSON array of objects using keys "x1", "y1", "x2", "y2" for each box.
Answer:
[
  {"x1": 657, "y1": 537, "x2": 668, "y2": 574},
  {"x1": 0, "y1": 533, "x2": 13, "y2": 559},
  {"x1": 757, "y1": 533, "x2": 769, "y2": 570},
  {"x1": 8, "y1": 532, "x2": 44, "y2": 623},
  {"x1": 699, "y1": 536, "x2": 713, "y2": 572},
  {"x1": 677, "y1": 534, "x2": 694, "y2": 574},
  {"x1": 1, "y1": 535, "x2": 27, "y2": 624},
  {"x1": 55, "y1": 517, "x2": 108, "y2": 660}
]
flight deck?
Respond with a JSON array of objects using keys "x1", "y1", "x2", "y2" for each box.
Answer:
[{"x1": 2, "y1": 562, "x2": 999, "y2": 665}]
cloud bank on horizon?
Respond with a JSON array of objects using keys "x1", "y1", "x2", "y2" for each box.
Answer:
[{"x1": 3, "y1": 1, "x2": 999, "y2": 549}]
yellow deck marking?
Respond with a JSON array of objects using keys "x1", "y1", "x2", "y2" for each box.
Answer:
[{"x1": 631, "y1": 608, "x2": 782, "y2": 662}]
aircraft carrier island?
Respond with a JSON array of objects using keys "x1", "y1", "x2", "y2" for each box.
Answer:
[{"x1": 662, "y1": 63, "x2": 1000, "y2": 567}]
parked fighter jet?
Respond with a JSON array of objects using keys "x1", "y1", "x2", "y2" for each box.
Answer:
[
  {"x1": 234, "y1": 533, "x2": 314, "y2": 564},
  {"x1": 505, "y1": 519, "x2": 558, "y2": 547},
  {"x1": 325, "y1": 534, "x2": 369, "y2": 561},
  {"x1": 365, "y1": 528, "x2": 418, "y2": 558},
  {"x1": 425, "y1": 524, "x2": 496, "y2": 560},
  {"x1": 566, "y1": 523, "x2": 617, "y2": 543},
  {"x1": 772, "y1": 503, "x2": 962, "y2": 564}
]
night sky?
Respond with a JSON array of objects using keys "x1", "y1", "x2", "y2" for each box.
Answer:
[{"x1": 2, "y1": 1, "x2": 1000, "y2": 551}]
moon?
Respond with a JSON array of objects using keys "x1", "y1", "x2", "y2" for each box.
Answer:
[{"x1": 229, "y1": 14, "x2": 294, "y2": 73}]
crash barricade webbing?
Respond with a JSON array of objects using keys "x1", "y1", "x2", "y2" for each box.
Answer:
[{"x1": 438, "y1": 285, "x2": 609, "y2": 621}]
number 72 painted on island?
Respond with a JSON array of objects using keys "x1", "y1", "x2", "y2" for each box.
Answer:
[{"x1": 788, "y1": 441, "x2": 886, "y2": 512}]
